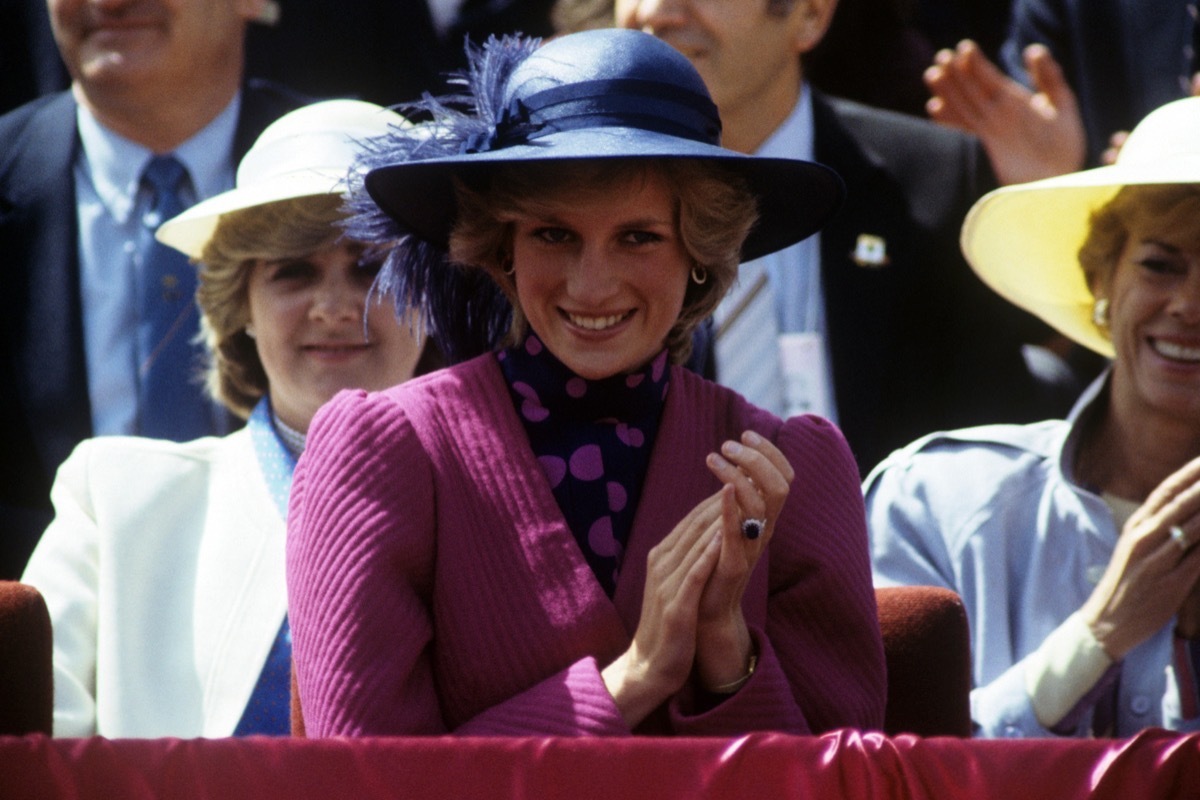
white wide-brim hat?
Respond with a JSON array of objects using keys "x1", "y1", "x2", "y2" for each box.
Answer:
[
  {"x1": 961, "y1": 95, "x2": 1200, "y2": 357},
  {"x1": 156, "y1": 99, "x2": 410, "y2": 259}
]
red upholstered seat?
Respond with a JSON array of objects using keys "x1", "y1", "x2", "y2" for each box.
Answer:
[
  {"x1": 293, "y1": 586, "x2": 973, "y2": 738},
  {"x1": 0, "y1": 580, "x2": 53, "y2": 736},
  {"x1": 876, "y1": 585, "x2": 973, "y2": 737}
]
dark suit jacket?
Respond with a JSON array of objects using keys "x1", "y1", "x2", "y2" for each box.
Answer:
[
  {"x1": 705, "y1": 93, "x2": 1068, "y2": 476},
  {"x1": 0, "y1": 81, "x2": 303, "y2": 578},
  {"x1": 244, "y1": 0, "x2": 556, "y2": 107},
  {"x1": 1001, "y1": 0, "x2": 1193, "y2": 166},
  {"x1": 0, "y1": 0, "x2": 67, "y2": 115}
]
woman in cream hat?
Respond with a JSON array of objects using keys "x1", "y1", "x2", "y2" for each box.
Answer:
[
  {"x1": 288, "y1": 29, "x2": 885, "y2": 739},
  {"x1": 21, "y1": 99, "x2": 431, "y2": 737},
  {"x1": 866, "y1": 96, "x2": 1200, "y2": 738}
]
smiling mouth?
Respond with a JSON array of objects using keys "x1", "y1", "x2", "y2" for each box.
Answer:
[
  {"x1": 564, "y1": 310, "x2": 634, "y2": 331},
  {"x1": 1151, "y1": 338, "x2": 1200, "y2": 363},
  {"x1": 304, "y1": 342, "x2": 371, "y2": 353}
]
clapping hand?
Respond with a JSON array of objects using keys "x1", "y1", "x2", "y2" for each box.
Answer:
[
  {"x1": 924, "y1": 40, "x2": 1086, "y2": 185},
  {"x1": 1081, "y1": 456, "x2": 1200, "y2": 658},
  {"x1": 601, "y1": 431, "x2": 794, "y2": 726}
]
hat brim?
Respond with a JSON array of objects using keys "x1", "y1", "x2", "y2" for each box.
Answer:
[
  {"x1": 364, "y1": 127, "x2": 845, "y2": 263},
  {"x1": 961, "y1": 155, "x2": 1200, "y2": 358},
  {"x1": 156, "y1": 168, "x2": 352, "y2": 260}
]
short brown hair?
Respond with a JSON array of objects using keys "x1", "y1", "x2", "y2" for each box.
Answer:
[
  {"x1": 447, "y1": 159, "x2": 758, "y2": 364},
  {"x1": 1079, "y1": 184, "x2": 1200, "y2": 296},
  {"x1": 195, "y1": 195, "x2": 345, "y2": 418}
]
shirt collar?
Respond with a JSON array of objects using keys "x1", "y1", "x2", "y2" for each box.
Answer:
[
  {"x1": 1059, "y1": 365, "x2": 1113, "y2": 490},
  {"x1": 75, "y1": 91, "x2": 243, "y2": 225},
  {"x1": 753, "y1": 82, "x2": 814, "y2": 162}
]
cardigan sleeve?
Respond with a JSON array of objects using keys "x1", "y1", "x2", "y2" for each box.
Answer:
[
  {"x1": 668, "y1": 413, "x2": 886, "y2": 735},
  {"x1": 287, "y1": 389, "x2": 445, "y2": 737},
  {"x1": 288, "y1": 388, "x2": 632, "y2": 737},
  {"x1": 757, "y1": 413, "x2": 886, "y2": 732}
]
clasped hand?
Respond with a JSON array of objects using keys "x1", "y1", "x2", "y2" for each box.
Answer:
[
  {"x1": 1082, "y1": 455, "x2": 1200, "y2": 659},
  {"x1": 601, "y1": 430, "x2": 794, "y2": 727}
]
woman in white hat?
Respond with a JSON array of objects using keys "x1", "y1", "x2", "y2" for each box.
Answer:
[
  {"x1": 288, "y1": 29, "x2": 886, "y2": 739},
  {"x1": 866, "y1": 96, "x2": 1200, "y2": 737},
  {"x1": 20, "y1": 99, "x2": 430, "y2": 738}
]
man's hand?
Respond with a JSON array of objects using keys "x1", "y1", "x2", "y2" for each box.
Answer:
[{"x1": 924, "y1": 40, "x2": 1086, "y2": 185}]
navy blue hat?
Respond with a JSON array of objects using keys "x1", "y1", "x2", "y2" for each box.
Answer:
[{"x1": 360, "y1": 28, "x2": 844, "y2": 263}]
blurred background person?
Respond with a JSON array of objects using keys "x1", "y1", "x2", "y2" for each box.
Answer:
[
  {"x1": 612, "y1": 0, "x2": 1068, "y2": 476},
  {"x1": 20, "y1": 99, "x2": 432, "y2": 737},
  {"x1": 244, "y1": 0, "x2": 556, "y2": 106},
  {"x1": 0, "y1": 0, "x2": 305, "y2": 580},
  {"x1": 924, "y1": 0, "x2": 1200, "y2": 186},
  {"x1": 867, "y1": 97, "x2": 1200, "y2": 738}
]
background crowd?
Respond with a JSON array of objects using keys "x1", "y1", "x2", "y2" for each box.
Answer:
[{"x1": 3, "y1": 0, "x2": 1199, "y2": 742}]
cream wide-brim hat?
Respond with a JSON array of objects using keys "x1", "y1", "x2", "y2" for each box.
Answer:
[
  {"x1": 961, "y1": 96, "x2": 1200, "y2": 358},
  {"x1": 156, "y1": 99, "x2": 410, "y2": 258}
]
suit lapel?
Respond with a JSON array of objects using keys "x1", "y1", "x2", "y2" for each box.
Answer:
[
  {"x1": 190, "y1": 429, "x2": 288, "y2": 736},
  {"x1": 811, "y1": 93, "x2": 912, "y2": 457}
]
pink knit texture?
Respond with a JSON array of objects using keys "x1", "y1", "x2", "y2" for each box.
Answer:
[{"x1": 287, "y1": 356, "x2": 884, "y2": 737}]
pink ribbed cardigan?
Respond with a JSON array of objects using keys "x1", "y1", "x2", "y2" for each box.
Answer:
[{"x1": 286, "y1": 355, "x2": 885, "y2": 737}]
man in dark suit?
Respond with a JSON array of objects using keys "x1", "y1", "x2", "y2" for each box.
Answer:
[
  {"x1": 0, "y1": 0, "x2": 303, "y2": 578},
  {"x1": 617, "y1": 0, "x2": 1066, "y2": 475}
]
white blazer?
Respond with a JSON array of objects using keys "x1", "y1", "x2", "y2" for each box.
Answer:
[{"x1": 21, "y1": 429, "x2": 286, "y2": 737}]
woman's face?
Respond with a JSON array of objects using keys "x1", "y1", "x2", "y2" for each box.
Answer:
[
  {"x1": 509, "y1": 170, "x2": 691, "y2": 380},
  {"x1": 1105, "y1": 203, "x2": 1200, "y2": 424},
  {"x1": 246, "y1": 240, "x2": 422, "y2": 431}
]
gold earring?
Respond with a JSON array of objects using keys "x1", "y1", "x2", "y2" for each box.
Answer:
[
  {"x1": 690, "y1": 265, "x2": 708, "y2": 285},
  {"x1": 1092, "y1": 298, "x2": 1110, "y2": 328},
  {"x1": 245, "y1": 324, "x2": 256, "y2": 339}
]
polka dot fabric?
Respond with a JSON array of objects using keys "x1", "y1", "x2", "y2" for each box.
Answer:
[{"x1": 499, "y1": 334, "x2": 669, "y2": 595}]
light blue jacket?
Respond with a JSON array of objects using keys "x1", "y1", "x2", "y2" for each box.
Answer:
[{"x1": 865, "y1": 372, "x2": 1199, "y2": 737}]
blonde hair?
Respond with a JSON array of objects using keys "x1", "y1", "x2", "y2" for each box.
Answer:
[
  {"x1": 1079, "y1": 184, "x2": 1200, "y2": 296},
  {"x1": 195, "y1": 195, "x2": 345, "y2": 418},
  {"x1": 447, "y1": 159, "x2": 758, "y2": 363}
]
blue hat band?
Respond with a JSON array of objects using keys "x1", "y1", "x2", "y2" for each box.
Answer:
[{"x1": 463, "y1": 78, "x2": 723, "y2": 154}]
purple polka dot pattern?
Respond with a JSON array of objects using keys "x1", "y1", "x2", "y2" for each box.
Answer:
[
  {"x1": 569, "y1": 444, "x2": 604, "y2": 481},
  {"x1": 615, "y1": 423, "x2": 644, "y2": 448},
  {"x1": 513, "y1": 381, "x2": 549, "y2": 423},
  {"x1": 607, "y1": 482, "x2": 627, "y2": 512},
  {"x1": 539, "y1": 455, "x2": 567, "y2": 488},
  {"x1": 588, "y1": 516, "x2": 622, "y2": 557},
  {"x1": 498, "y1": 333, "x2": 670, "y2": 596}
]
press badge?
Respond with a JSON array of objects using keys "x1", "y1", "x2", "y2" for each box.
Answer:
[{"x1": 778, "y1": 332, "x2": 834, "y2": 421}]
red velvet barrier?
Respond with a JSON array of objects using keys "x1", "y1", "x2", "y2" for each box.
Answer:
[{"x1": 1, "y1": 729, "x2": 1197, "y2": 800}]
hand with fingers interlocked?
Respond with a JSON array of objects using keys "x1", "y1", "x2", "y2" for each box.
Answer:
[{"x1": 601, "y1": 430, "x2": 794, "y2": 727}]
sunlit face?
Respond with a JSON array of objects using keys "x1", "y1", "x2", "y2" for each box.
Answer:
[
  {"x1": 1104, "y1": 206, "x2": 1200, "y2": 425},
  {"x1": 615, "y1": 0, "x2": 808, "y2": 140},
  {"x1": 48, "y1": 0, "x2": 256, "y2": 94},
  {"x1": 246, "y1": 241, "x2": 423, "y2": 431},
  {"x1": 510, "y1": 170, "x2": 692, "y2": 380}
]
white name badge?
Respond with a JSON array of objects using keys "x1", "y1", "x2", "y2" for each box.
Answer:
[{"x1": 778, "y1": 332, "x2": 835, "y2": 421}]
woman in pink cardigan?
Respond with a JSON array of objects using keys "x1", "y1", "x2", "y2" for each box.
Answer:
[{"x1": 287, "y1": 29, "x2": 886, "y2": 737}]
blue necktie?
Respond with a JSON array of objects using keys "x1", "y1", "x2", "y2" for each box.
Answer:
[
  {"x1": 233, "y1": 617, "x2": 293, "y2": 736},
  {"x1": 137, "y1": 155, "x2": 211, "y2": 440}
]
